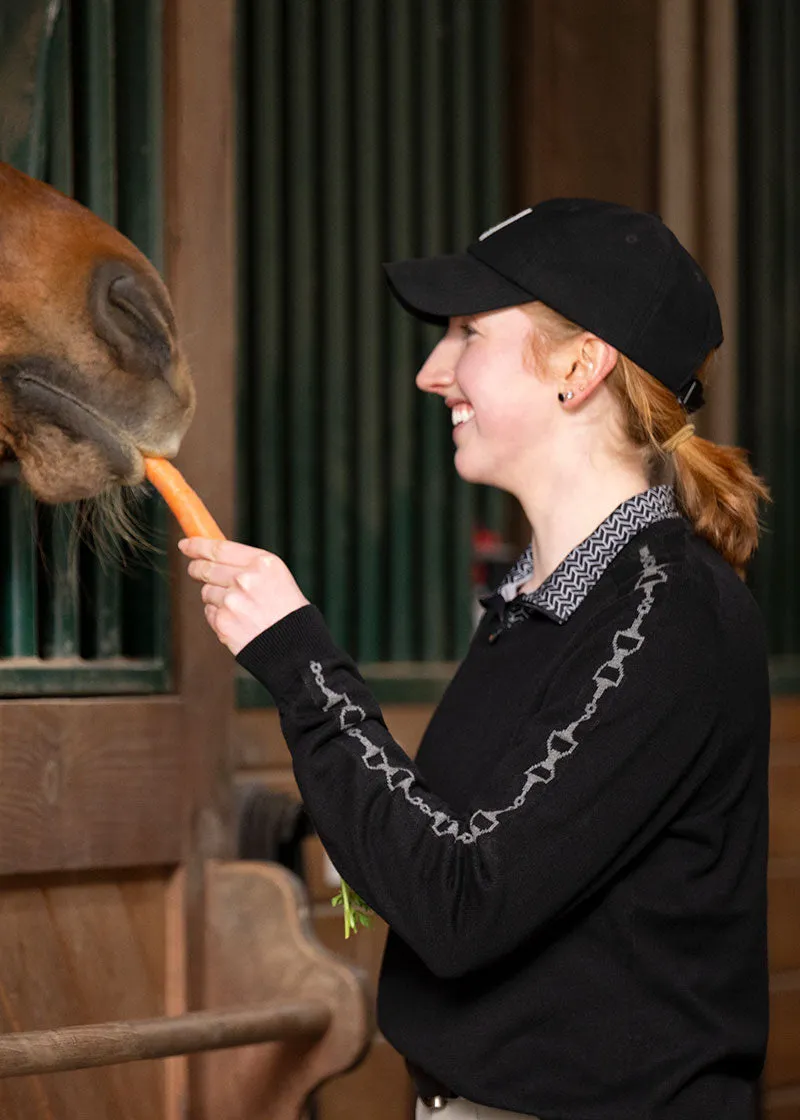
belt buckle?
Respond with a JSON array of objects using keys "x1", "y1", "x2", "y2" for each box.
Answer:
[{"x1": 421, "y1": 1095, "x2": 450, "y2": 1111}]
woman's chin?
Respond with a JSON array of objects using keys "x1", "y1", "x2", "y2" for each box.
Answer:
[{"x1": 454, "y1": 448, "x2": 492, "y2": 487}]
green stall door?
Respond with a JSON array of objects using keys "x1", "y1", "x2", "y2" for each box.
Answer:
[{"x1": 0, "y1": 0, "x2": 170, "y2": 697}]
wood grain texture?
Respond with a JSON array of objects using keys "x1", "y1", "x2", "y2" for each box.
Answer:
[
  {"x1": 163, "y1": 1, "x2": 238, "y2": 1112},
  {"x1": 313, "y1": 1037, "x2": 414, "y2": 1120},
  {"x1": 0, "y1": 874, "x2": 168, "y2": 1118},
  {"x1": 771, "y1": 699, "x2": 800, "y2": 744},
  {"x1": 203, "y1": 861, "x2": 372, "y2": 1120},
  {"x1": 769, "y1": 750, "x2": 800, "y2": 861},
  {"x1": 508, "y1": 0, "x2": 658, "y2": 210},
  {"x1": 0, "y1": 699, "x2": 183, "y2": 874},
  {"x1": 765, "y1": 1084, "x2": 800, "y2": 1120},
  {"x1": 766, "y1": 975, "x2": 800, "y2": 1089},
  {"x1": 769, "y1": 864, "x2": 800, "y2": 973},
  {"x1": 0, "y1": 1003, "x2": 329, "y2": 1078}
]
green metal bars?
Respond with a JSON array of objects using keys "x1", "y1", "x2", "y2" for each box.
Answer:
[
  {"x1": 236, "y1": 0, "x2": 509, "y2": 705},
  {"x1": 739, "y1": 0, "x2": 800, "y2": 689},
  {"x1": 0, "y1": 0, "x2": 169, "y2": 696}
]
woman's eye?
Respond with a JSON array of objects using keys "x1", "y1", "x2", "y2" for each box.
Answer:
[{"x1": 461, "y1": 323, "x2": 478, "y2": 338}]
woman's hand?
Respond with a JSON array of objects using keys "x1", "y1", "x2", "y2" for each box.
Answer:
[{"x1": 179, "y1": 537, "x2": 310, "y2": 656}]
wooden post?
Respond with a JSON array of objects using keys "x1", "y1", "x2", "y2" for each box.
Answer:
[
  {"x1": 163, "y1": 0, "x2": 237, "y2": 1115},
  {"x1": 0, "y1": 1004, "x2": 330, "y2": 1079}
]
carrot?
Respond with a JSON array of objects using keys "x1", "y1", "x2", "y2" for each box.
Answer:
[{"x1": 144, "y1": 457, "x2": 225, "y2": 540}]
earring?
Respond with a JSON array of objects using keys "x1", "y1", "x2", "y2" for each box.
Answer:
[{"x1": 558, "y1": 390, "x2": 574, "y2": 402}]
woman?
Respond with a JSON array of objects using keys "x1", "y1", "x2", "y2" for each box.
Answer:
[{"x1": 182, "y1": 199, "x2": 771, "y2": 1119}]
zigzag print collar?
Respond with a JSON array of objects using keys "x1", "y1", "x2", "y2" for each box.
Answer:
[{"x1": 484, "y1": 485, "x2": 681, "y2": 627}]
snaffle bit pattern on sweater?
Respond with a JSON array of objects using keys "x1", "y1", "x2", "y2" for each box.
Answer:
[{"x1": 309, "y1": 544, "x2": 669, "y2": 846}]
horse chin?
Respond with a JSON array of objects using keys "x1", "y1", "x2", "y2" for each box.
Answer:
[{"x1": 13, "y1": 425, "x2": 140, "y2": 504}]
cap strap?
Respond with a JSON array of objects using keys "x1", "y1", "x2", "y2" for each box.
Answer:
[{"x1": 676, "y1": 377, "x2": 705, "y2": 413}]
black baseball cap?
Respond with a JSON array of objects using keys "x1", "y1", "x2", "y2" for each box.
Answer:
[{"x1": 383, "y1": 198, "x2": 722, "y2": 413}]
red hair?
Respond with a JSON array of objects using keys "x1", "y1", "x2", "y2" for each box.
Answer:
[{"x1": 527, "y1": 304, "x2": 771, "y2": 577}]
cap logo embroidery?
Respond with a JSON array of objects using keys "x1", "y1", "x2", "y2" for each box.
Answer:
[{"x1": 478, "y1": 207, "x2": 533, "y2": 241}]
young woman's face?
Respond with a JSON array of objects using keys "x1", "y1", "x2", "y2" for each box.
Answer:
[{"x1": 415, "y1": 305, "x2": 561, "y2": 492}]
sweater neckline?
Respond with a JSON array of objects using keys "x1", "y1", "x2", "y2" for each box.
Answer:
[{"x1": 482, "y1": 485, "x2": 682, "y2": 627}]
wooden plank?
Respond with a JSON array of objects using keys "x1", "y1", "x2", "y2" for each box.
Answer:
[
  {"x1": 164, "y1": 868, "x2": 187, "y2": 1120},
  {"x1": 765, "y1": 1085, "x2": 800, "y2": 1119},
  {"x1": 0, "y1": 989, "x2": 47, "y2": 1120},
  {"x1": 163, "y1": 3, "x2": 238, "y2": 1115},
  {"x1": 45, "y1": 877, "x2": 163, "y2": 1116},
  {"x1": 313, "y1": 1037, "x2": 413, "y2": 1120},
  {"x1": 0, "y1": 698, "x2": 183, "y2": 874},
  {"x1": 769, "y1": 753, "x2": 800, "y2": 861},
  {"x1": 769, "y1": 863, "x2": 800, "y2": 972},
  {"x1": 510, "y1": 0, "x2": 658, "y2": 208},
  {"x1": 0, "y1": 885, "x2": 120, "y2": 1117},
  {"x1": 701, "y1": 0, "x2": 739, "y2": 447},
  {"x1": 120, "y1": 871, "x2": 168, "y2": 994},
  {"x1": 766, "y1": 974, "x2": 800, "y2": 1089},
  {"x1": 658, "y1": 0, "x2": 700, "y2": 255},
  {"x1": 771, "y1": 698, "x2": 800, "y2": 744}
]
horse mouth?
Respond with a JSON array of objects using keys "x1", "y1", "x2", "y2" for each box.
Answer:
[{"x1": 15, "y1": 371, "x2": 138, "y2": 481}]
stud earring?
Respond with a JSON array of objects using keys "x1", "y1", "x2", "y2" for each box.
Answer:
[{"x1": 558, "y1": 390, "x2": 574, "y2": 402}]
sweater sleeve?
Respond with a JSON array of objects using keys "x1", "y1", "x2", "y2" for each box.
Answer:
[{"x1": 237, "y1": 563, "x2": 723, "y2": 979}]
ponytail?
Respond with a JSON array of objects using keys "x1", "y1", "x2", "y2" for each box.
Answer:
[{"x1": 607, "y1": 353, "x2": 770, "y2": 578}]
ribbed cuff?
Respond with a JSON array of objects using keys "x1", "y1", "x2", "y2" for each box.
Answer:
[{"x1": 235, "y1": 604, "x2": 341, "y2": 702}]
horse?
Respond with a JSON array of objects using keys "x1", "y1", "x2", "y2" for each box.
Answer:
[{"x1": 0, "y1": 161, "x2": 194, "y2": 506}]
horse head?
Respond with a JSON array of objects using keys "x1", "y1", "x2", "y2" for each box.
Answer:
[{"x1": 0, "y1": 161, "x2": 194, "y2": 503}]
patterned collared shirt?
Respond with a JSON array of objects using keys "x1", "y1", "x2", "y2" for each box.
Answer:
[{"x1": 482, "y1": 484, "x2": 682, "y2": 629}]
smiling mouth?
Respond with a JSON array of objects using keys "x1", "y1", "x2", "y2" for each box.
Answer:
[{"x1": 451, "y1": 403, "x2": 475, "y2": 428}]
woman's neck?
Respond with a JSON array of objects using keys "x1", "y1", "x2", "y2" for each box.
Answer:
[{"x1": 516, "y1": 465, "x2": 652, "y2": 593}]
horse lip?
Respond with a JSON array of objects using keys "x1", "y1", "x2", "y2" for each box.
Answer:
[{"x1": 15, "y1": 372, "x2": 136, "y2": 480}]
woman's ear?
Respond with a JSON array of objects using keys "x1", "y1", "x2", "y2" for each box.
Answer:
[
  {"x1": 582, "y1": 336, "x2": 618, "y2": 385},
  {"x1": 559, "y1": 335, "x2": 618, "y2": 407}
]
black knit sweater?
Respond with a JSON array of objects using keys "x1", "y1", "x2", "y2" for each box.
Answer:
[{"x1": 237, "y1": 492, "x2": 770, "y2": 1120}]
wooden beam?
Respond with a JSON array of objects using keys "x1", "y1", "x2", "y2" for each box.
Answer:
[
  {"x1": 0, "y1": 699, "x2": 183, "y2": 873},
  {"x1": 509, "y1": 0, "x2": 659, "y2": 210},
  {"x1": 657, "y1": 0, "x2": 740, "y2": 445},
  {"x1": 0, "y1": 1003, "x2": 330, "y2": 1079},
  {"x1": 701, "y1": 0, "x2": 739, "y2": 446},
  {"x1": 163, "y1": 0, "x2": 237, "y2": 1114},
  {"x1": 657, "y1": 0, "x2": 700, "y2": 254}
]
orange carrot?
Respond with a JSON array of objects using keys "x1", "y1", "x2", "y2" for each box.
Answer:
[{"x1": 144, "y1": 457, "x2": 225, "y2": 540}]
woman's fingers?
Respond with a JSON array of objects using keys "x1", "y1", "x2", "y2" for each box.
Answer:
[
  {"x1": 179, "y1": 537, "x2": 266, "y2": 568},
  {"x1": 187, "y1": 559, "x2": 241, "y2": 588},
  {"x1": 200, "y1": 583, "x2": 228, "y2": 607}
]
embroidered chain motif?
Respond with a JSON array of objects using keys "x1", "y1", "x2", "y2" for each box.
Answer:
[{"x1": 309, "y1": 546, "x2": 668, "y2": 846}]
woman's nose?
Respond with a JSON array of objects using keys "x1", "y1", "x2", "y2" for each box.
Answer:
[{"x1": 416, "y1": 353, "x2": 456, "y2": 394}]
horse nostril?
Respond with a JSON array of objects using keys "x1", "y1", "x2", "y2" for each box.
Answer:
[{"x1": 90, "y1": 260, "x2": 177, "y2": 385}]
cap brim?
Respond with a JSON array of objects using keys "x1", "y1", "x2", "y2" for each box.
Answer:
[{"x1": 383, "y1": 252, "x2": 532, "y2": 325}]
